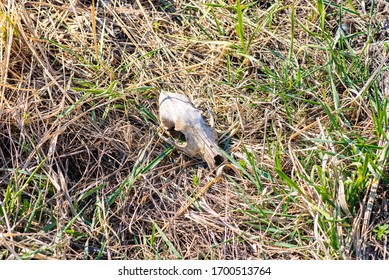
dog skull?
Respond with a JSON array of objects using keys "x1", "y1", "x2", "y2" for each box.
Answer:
[{"x1": 158, "y1": 90, "x2": 224, "y2": 169}]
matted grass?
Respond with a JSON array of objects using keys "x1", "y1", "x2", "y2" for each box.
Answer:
[{"x1": 0, "y1": 0, "x2": 388, "y2": 260}]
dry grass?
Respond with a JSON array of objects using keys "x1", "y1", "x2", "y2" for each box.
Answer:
[{"x1": 0, "y1": 0, "x2": 388, "y2": 260}]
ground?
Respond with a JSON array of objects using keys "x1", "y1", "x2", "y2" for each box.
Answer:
[{"x1": 0, "y1": 0, "x2": 388, "y2": 259}]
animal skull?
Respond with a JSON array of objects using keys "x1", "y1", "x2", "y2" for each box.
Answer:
[{"x1": 158, "y1": 90, "x2": 224, "y2": 169}]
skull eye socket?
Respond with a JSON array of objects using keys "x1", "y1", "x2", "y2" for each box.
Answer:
[{"x1": 168, "y1": 128, "x2": 187, "y2": 145}]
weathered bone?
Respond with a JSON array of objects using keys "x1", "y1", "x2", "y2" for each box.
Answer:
[{"x1": 158, "y1": 90, "x2": 224, "y2": 169}]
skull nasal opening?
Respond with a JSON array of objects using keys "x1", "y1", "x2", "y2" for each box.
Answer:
[{"x1": 214, "y1": 155, "x2": 224, "y2": 166}]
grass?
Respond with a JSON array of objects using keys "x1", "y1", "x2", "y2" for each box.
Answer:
[{"x1": 0, "y1": 0, "x2": 388, "y2": 260}]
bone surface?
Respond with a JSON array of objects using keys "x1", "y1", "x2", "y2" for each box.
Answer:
[{"x1": 158, "y1": 90, "x2": 224, "y2": 169}]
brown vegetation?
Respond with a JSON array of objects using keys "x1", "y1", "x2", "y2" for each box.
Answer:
[{"x1": 0, "y1": 0, "x2": 388, "y2": 259}]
